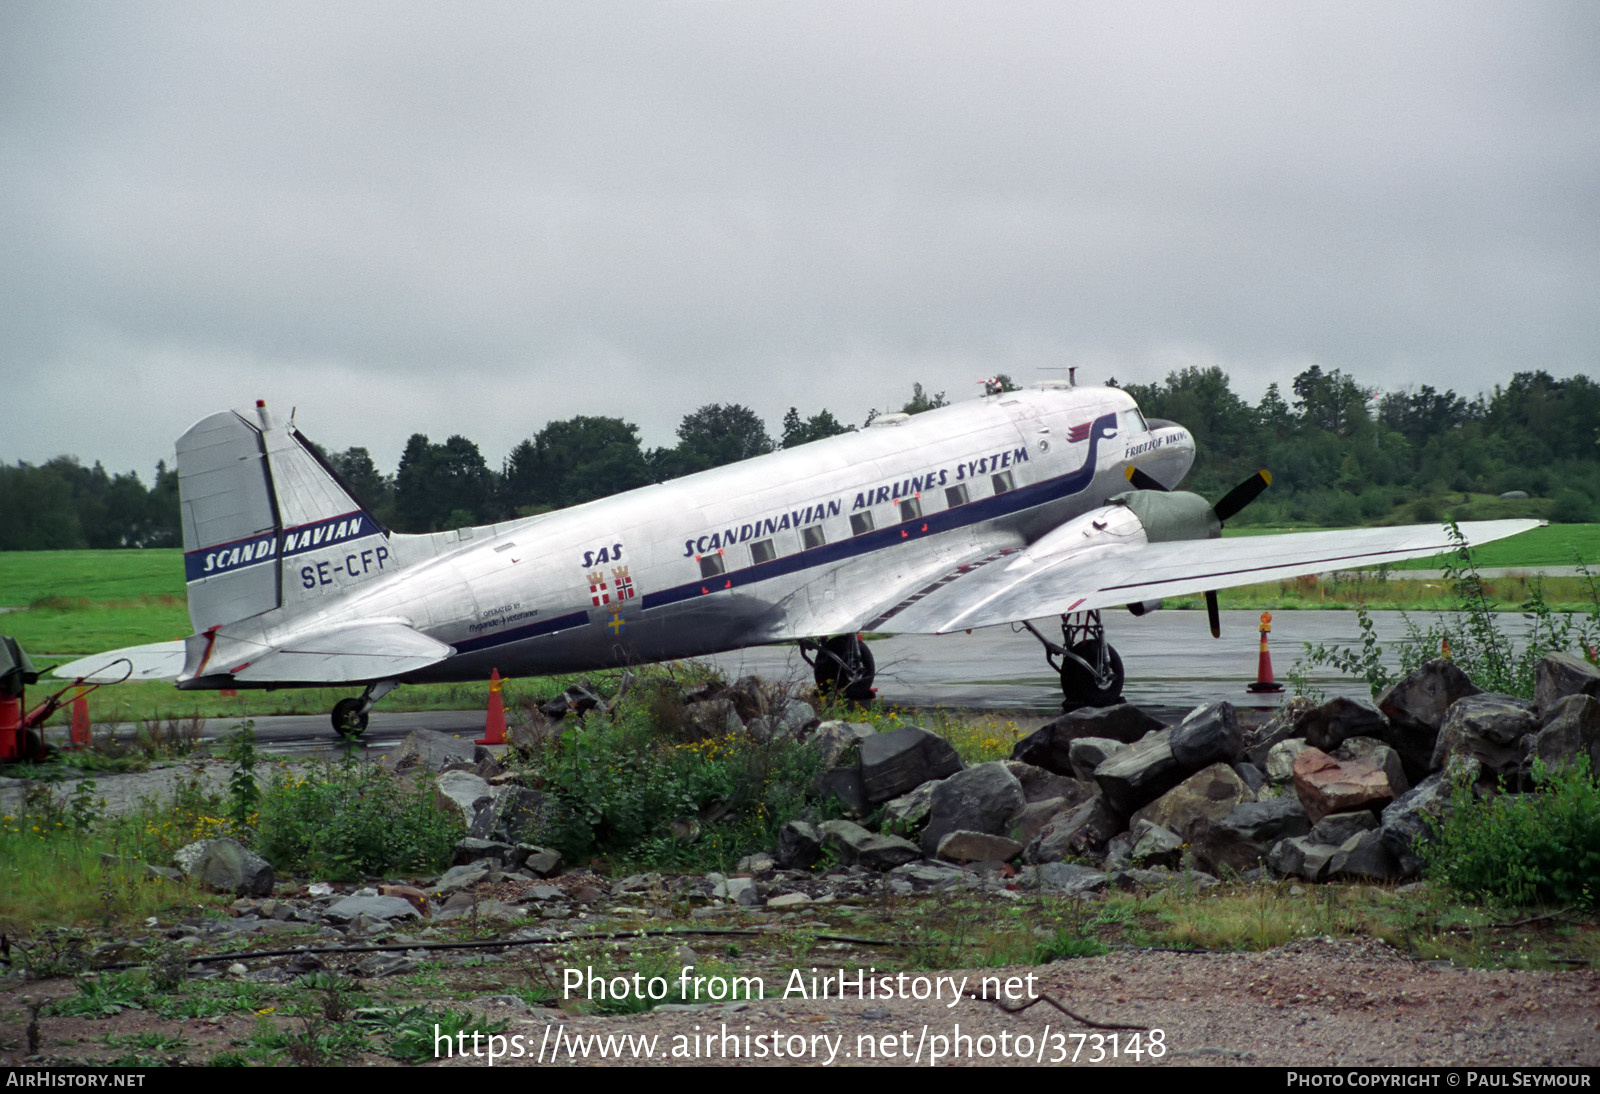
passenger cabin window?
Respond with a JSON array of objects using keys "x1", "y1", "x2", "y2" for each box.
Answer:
[
  {"x1": 850, "y1": 512, "x2": 875, "y2": 536},
  {"x1": 945, "y1": 483, "x2": 969, "y2": 508},
  {"x1": 899, "y1": 496, "x2": 922, "y2": 522},
  {"x1": 750, "y1": 538, "x2": 776, "y2": 565},
  {"x1": 992, "y1": 470, "x2": 1014, "y2": 494},
  {"x1": 801, "y1": 525, "x2": 827, "y2": 550},
  {"x1": 698, "y1": 552, "x2": 726, "y2": 578}
]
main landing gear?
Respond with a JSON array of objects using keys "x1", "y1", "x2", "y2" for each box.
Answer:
[
  {"x1": 1021, "y1": 610, "x2": 1125, "y2": 711},
  {"x1": 330, "y1": 679, "x2": 398, "y2": 737},
  {"x1": 800, "y1": 634, "x2": 876, "y2": 703}
]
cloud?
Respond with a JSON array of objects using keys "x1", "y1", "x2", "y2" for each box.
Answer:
[{"x1": 3, "y1": 2, "x2": 1596, "y2": 475}]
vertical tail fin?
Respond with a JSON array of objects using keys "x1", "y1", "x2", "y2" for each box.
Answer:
[{"x1": 178, "y1": 401, "x2": 394, "y2": 632}]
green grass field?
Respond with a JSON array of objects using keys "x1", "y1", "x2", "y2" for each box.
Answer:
[{"x1": 1227, "y1": 521, "x2": 1598, "y2": 570}]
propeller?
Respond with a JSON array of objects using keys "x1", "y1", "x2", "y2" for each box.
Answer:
[{"x1": 1123, "y1": 466, "x2": 1273, "y2": 637}]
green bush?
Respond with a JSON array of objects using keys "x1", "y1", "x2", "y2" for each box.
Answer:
[
  {"x1": 1423, "y1": 759, "x2": 1600, "y2": 907},
  {"x1": 254, "y1": 761, "x2": 460, "y2": 880},
  {"x1": 521, "y1": 678, "x2": 824, "y2": 868}
]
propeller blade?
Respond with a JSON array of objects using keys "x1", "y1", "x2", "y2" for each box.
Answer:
[
  {"x1": 1124, "y1": 465, "x2": 1170, "y2": 492},
  {"x1": 1213, "y1": 469, "x2": 1272, "y2": 523},
  {"x1": 1206, "y1": 590, "x2": 1221, "y2": 638}
]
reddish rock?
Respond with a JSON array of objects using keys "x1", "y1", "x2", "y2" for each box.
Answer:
[
  {"x1": 1291, "y1": 747, "x2": 1396, "y2": 825},
  {"x1": 379, "y1": 883, "x2": 430, "y2": 916}
]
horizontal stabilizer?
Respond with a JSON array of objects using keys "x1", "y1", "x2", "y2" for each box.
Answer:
[
  {"x1": 876, "y1": 519, "x2": 1542, "y2": 634},
  {"x1": 53, "y1": 641, "x2": 189, "y2": 683},
  {"x1": 225, "y1": 622, "x2": 453, "y2": 683}
]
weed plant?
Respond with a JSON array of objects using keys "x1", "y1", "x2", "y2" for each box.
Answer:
[
  {"x1": 1293, "y1": 525, "x2": 1600, "y2": 699},
  {"x1": 518, "y1": 673, "x2": 826, "y2": 868},
  {"x1": 1423, "y1": 759, "x2": 1600, "y2": 908},
  {"x1": 252, "y1": 760, "x2": 460, "y2": 879}
]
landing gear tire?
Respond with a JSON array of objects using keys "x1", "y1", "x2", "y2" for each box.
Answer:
[
  {"x1": 1059, "y1": 639, "x2": 1124, "y2": 710},
  {"x1": 813, "y1": 635, "x2": 876, "y2": 704},
  {"x1": 331, "y1": 698, "x2": 369, "y2": 737}
]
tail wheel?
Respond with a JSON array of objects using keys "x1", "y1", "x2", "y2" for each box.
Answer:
[
  {"x1": 331, "y1": 698, "x2": 369, "y2": 737},
  {"x1": 813, "y1": 635, "x2": 876, "y2": 703},
  {"x1": 1059, "y1": 639, "x2": 1124, "y2": 710}
]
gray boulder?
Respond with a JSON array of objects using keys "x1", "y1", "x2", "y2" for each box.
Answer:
[
  {"x1": 810, "y1": 721, "x2": 877, "y2": 768},
  {"x1": 1022, "y1": 795, "x2": 1121, "y2": 863},
  {"x1": 1535, "y1": 652, "x2": 1600, "y2": 718},
  {"x1": 1308, "y1": 809, "x2": 1378, "y2": 846},
  {"x1": 177, "y1": 839, "x2": 274, "y2": 897},
  {"x1": 1093, "y1": 730, "x2": 1183, "y2": 816},
  {"x1": 1170, "y1": 702, "x2": 1243, "y2": 769},
  {"x1": 881, "y1": 781, "x2": 939, "y2": 833},
  {"x1": 387, "y1": 729, "x2": 477, "y2": 774},
  {"x1": 1245, "y1": 695, "x2": 1317, "y2": 768},
  {"x1": 1012, "y1": 704, "x2": 1164, "y2": 773},
  {"x1": 920, "y1": 763, "x2": 1026, "y2": 857},
  {"x1": 1379, "y1": 765, "x2": 1472, "y2": 878},
  {"x1": 818, "y1": 820, "x2": 922, "y2": 870},
  {"x1": 1128, "y1": 820, "x2": 1184, "y2": 868},
  {"x1": 1327, "y1": 830, "x2": 1401, "y2": 881},
  {"x1": 1531, "y1": 694, "x2": 1600, "y2": 770},
  {"x1": 859, "y1": 726, "x2": 964, "y2": 804},
  {"x1": 1002, "y1": 761, "x2": 1091, "y2": 805},
  {"x1": 1130, "y1": 762, "x2": 1255, "y2": 836},
  {"x1": 468, "y1": 786, "x2": 553, "y2": 844},
  {"x1": 435, "y1": 770, "x2": 496, "y2": 824},
  {"x1": 1030, "y1": 862, "x2": 1110, "y2": 895},
  {"x1": 324, "y1": 895, "x2": 421, "y2": 922},
  {"x1": 1267, "y1": 836, "x2": 1339, "y2": 881},
  {"x1": 1068, "y1": 737, "x2": 1127, "y2": 780},
  {"x1": 1430, "y1": 693, "x2": 1537, "y2": 774},
  {"x1": 1296, "y1": 697, "x2": 1389, "y2": 753},
  {"x1": 1377, "y1": 659, "x2": 1482, "y2": 778},
  {"x1": 816, "y1": 766, "x2": 868, "y2": 816},
  {"x1": 775, "y1": 820, "x2": 822, "y2": 870},
  {"x1": 935, "y1": 830, "x2": 1023, "y2": 864}
]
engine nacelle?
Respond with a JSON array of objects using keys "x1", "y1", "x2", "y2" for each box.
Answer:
[{"x1": 1110, "y1": 489, "x2": 1221, "y2": 543}]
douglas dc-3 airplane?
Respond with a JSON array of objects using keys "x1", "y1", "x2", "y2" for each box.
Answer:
[{"x1": 58, "y1": 381, "x2": 1537, "y2": 734}]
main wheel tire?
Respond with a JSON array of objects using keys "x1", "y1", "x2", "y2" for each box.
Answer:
[
  {"x1": 1059, "y1": 639, "x2": 1124, "y2": 710},
  {"x1": 331, "y1": 698, "x2": 369, "y2": 737},
  {"x1": 813, "y1": 635, "x2": 876, "y2": 703}
]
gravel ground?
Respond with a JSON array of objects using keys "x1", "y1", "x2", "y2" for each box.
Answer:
[
  {"x1": 8, "y1": 765, "x2": 1598, "y2": 1069},
  {"x1": 446, "y1": 939, "x2": 1600, "y2": 1068}
]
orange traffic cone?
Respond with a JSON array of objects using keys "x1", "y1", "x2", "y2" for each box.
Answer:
[
  {"x1": 70, "y1": 694, "x2": 92, "y2": 749},
  {"x1": 476, "y1": 668, "x2": 507, "y2": 745},
  {"x1": 1247, "y1": 611, "x2": 1284, "y2": 694}
]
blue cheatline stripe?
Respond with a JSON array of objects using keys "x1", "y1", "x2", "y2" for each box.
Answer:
[
  {"x1": 640, "y1": 412, "x2": 1119, "y2": 613},
  {"x1": 452, "y1": 610, "x2": 591, "y2": 654},
  {"x1": 183, "y1": 510, "x2": 379, "y2": 581}
]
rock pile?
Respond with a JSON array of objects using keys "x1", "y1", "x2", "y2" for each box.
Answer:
[
  {"x1": 785, "y1": 652, "x2": 1600, "y2": 890},
  {"x1": 163, "y1": 653, "x2": 1599, "y2": 914}
]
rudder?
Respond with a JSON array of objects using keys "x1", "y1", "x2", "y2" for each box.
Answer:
[{"x1": 179, "y1": 401, "x2": 393, "y2": 632}]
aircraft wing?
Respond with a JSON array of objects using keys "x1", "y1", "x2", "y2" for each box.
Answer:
[{"x1": 872, "y1": 519, "x2": 1542, "y2": 635}]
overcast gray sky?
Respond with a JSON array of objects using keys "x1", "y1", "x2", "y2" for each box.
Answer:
[{"x1": 3, "y1": 2, "x2": 1596, "y2": 480}]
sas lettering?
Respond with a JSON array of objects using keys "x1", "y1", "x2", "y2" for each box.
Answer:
[{"x1": 580, "y1": 543, "x2": 624, "y2": 568}]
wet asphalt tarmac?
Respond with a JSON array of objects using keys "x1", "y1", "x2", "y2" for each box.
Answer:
[{"x1": 33, "y1": 607, "x2": 1558, "y2": 756}]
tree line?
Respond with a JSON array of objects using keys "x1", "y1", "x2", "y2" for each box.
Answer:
[{"x1": 3, "y1": 368, "x2": 1595, "y2": 550}]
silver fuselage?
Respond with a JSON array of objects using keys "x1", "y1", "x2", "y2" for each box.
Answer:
[{"x1": 184, "y1": 385, "x2": 1194, "y2": 687}]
